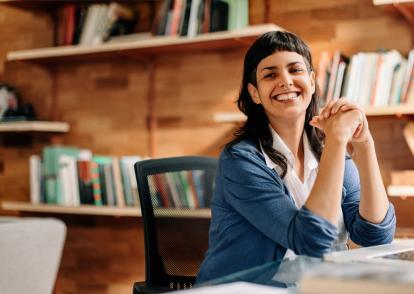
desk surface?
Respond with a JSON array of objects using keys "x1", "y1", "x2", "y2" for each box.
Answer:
[{"x1": 202, "y1": 256, "x2": 323, "y2": 289}]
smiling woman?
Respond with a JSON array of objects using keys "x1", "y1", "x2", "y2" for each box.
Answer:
[{"x1": 195, "y1": 30, "x2": 396, "y2": 283}]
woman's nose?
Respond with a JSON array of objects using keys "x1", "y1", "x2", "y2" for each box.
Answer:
[{"x1": 278, "y1": 75, "x2": 293, "y2": 88}]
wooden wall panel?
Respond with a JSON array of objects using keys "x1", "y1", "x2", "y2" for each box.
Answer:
[{"x1": 1, "y1": 0, "x2": 414, "y2": 293}]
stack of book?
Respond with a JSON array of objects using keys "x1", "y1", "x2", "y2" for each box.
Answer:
[
  {"x1": 148, "y1": 170, "x2": 210, "y2": 209},
  {"x1": 317, "y1": 49, "x2": 414, "y2": 107},
  {"x1": 30, "y1": 146, "x2": 143, "y2": 207},
  {"x1": 152, "y1": 0, "x2": 249, "y2": 37},
  {"x1": 57, "y1": 2, "x2": 136, "y2": 46},
  {"x1": 29, "y1": 146, "x2": 211, "y2": 209}
]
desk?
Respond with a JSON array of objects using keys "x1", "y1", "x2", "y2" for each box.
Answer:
[
  {"x1": 200, "y1": 248, "x2": 414, "y2": 294},
  {"x1": 201, "y1": 256, "x2": 323, "y2": 289}
]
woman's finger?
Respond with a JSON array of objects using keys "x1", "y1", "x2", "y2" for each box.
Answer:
[
  {"x1": 331, "y1": 99, "x2": 348, "y2": 115},
  {"x1": 321, "y1": 100, "x2": 336, "y2": 119}
]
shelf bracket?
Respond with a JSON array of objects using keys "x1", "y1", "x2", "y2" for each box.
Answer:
[
  {"x1": 394, "y1": 3, "x2": 414, "y2": 25},
  {"x1": 147, "y1": 59, "x2": 157, "y2": 157},
  {"x1": 403, "y1": 122, "x2": 414, "y2": 158}
]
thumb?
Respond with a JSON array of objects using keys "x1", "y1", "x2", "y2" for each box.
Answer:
[{"x1": 309, "y1": 117, "x2": 324, "y2": 130}]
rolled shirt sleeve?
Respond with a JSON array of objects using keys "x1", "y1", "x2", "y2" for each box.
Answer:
[{"x1": 341, "y1": 158, "x2": 396, "y2": 246}]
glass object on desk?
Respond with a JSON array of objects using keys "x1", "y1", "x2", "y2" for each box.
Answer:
[{"x1": 200, "y1": 256, "x2": 323, "y2": 289}]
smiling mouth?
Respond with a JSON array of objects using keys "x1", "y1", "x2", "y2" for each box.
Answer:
[{"x1": 273, "y1": 92, "x2": 301, "y2": 101}]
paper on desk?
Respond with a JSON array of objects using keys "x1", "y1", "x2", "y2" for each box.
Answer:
[{"x1": 174, "y1": 281, "x2": 289, "y2": 293}]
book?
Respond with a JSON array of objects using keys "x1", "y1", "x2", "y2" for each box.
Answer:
[
  {"x1": 77, "y1": 160, "x2": 94, "y2": 205},
  {"x1": 187, "y1": 0, "x2": 202, "y2": 37},
  {"x1": 169, "y1": 0, "x2": 184, "y2": 35},
  {"x1": 389, "y1": 59, "x2": 407, "y2": 104},
  {"x1": 111, "y1": 157, "x2": 126, "y2": 207},
  {"x1": 90, "y1": 161, "x2": 102, "y2": 206},
  {"x1": 120, "y1": 156, "x2": 141, "y2": 206},
  {"x1": 371, "y1": 50, "x2": 403, "y2": 107},
  {"x1": 299, "y1": 262, "x2": 414, "y2": 294},
  {"x1": 58, "y1": 154, "x2": 80, "y2": 206},
  {"x1": 210, "y1": 0, "x2": 229, "y2": 32},
  {"x1": 42, "y1": 146, "x2": 79, "y2": 204},
  {"x1": 29, "y1": 155, "x2": 42, "y2": 204},
  {"x1": 179, "y1": 0, "x2": 192, "y2": 36},
  {"x1": 325, "y1": 50, "x2": 347, "y2": 102}
]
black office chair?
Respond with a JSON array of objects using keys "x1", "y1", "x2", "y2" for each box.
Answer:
[{"x1": 133, "y1": 156, "x2": 218, "y2": 294}]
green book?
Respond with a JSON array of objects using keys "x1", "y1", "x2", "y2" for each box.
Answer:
[{"x1": 42, "y1": 146, "x2": 79, "y2": 204}]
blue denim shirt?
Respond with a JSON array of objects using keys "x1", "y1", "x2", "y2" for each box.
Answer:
[{"x1": 196, "y1": 139, "x2": 396, "y2": 283}]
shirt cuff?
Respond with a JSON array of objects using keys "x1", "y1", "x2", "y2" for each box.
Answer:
[{"x1": 353, "y1": 203, "x2": 396, "y2": 245}]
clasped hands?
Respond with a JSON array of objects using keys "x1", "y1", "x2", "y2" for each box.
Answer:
[{"x1": 309, "y1": 99, "x2": 371, "y2": 149}]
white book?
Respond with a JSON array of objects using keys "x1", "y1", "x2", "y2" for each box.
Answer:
[
  {"x1": 332, "y1": 61, "x2": 346, "y2": 100},
  {"x1": 343, "y1": 53, "x2": 360, "y2": 103},
  {"x1": 29, "y1": 155, "x2": 41, "y2": 204},
  {"x1": 352, "y1": 53, "x2": 364, "y2": 105},
  {"x1": 236, "y1": 0, "x2": 249, "y2": 29},
  {"x1": 359, "y1": 53, "x2": 379, "y2": 106},
  {"x1": 58, "y1": 155, "x2": 80, "y2": 206},
  {"x1": 80, "y1": 4, "x2": 107, "y2": 45},
  {"x1": 187, "y1": 0, "x2": 201, "y2": 37},
  {"x1": 58, "y1": 155, "x2": 72, "y2": 206},
  {"x1": 67, "y1": 156, "x2": 80, "y2": 206}
]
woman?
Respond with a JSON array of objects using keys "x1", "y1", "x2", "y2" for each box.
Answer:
[{"x1": 196, "y1": 30, "x2": 396, "y2": 283}]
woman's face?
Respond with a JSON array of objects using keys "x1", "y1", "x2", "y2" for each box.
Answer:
[{"x1": 248, "y1": 50, "x2": 315, "y2": 124}]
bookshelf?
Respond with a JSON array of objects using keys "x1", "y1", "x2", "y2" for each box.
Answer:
[
  {"x1": 387, "y1": 185, "x2": 414, "y2": 197},
  {"x1": 6, "y1": 24, "x2": 281, "y2": 63},
  {"x1": 1, "y1": 201, "x2": 211, "y2": 218},
  {"x1": 0, "y1": 121, "x2": 69, "y2": 133}
]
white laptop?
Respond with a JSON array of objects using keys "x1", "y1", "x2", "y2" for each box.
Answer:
[{"x1": 324, "y1": 239, "x2": 414, "y2": 267}]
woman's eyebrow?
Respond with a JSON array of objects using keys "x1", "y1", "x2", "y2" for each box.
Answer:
[{"x1": 260, "y1": 61, "x2": 305, "y2": 72}]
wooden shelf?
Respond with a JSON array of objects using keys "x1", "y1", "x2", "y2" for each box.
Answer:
[
  {"x1": 6, "y1": 24, "x2": 282, "y2": 63},
  {"x1": 213, "y1": 104, "x2": 414, "y2": 123},
  {"x1": 365, "y1": 104, "x2": 414, "y2": 116},
  {"x1": 1, "y1": 201, "x2": 211, "y2": 218},
  {"x1": 213, "y1": 112, "x2": 246, "y2": 123},
  {"x1": 387, "y1": 185, "x2": 414, "y2": 197},
  {"x1": 0, "y1": 0, "x2": 134, "y2": 10},
  {"x1": 374, "y1": 0, "x2": 413, "y2": 4},
  {"x1": 0, "y1": 121, "x2": 69, "y2": 133}
]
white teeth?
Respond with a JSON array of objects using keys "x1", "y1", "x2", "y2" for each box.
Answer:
[{"x1": 274, "y1": 92, "x2": 299, "y2": 101}]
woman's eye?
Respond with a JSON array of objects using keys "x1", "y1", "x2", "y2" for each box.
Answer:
[
  {"x1": 264, "y1": 73, "x2": 275, "y2": 79},
  {"x1": 290, "y1": 68, "x2": 304, "y2": 73}
]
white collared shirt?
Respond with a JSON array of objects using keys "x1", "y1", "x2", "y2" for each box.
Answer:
[{"x1": 261, "y1": 126, "x2": 347, "y2": 260}]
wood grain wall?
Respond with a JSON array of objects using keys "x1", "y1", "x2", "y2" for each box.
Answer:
[{"x1": 0, "y1": 1, "x2": 413, "y2": 293}]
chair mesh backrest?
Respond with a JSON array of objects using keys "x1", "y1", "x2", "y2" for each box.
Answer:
[{"x1": 134, "y1": 156, "x2": 217, "y2": 289}]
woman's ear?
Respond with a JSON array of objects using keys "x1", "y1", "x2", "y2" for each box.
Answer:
[
  {"x1": 310, "y1": 71, "x2": 316, "y2": 95},
  {"x1": 248, "y1": 83, "x2": 261, "y2": 104}
]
